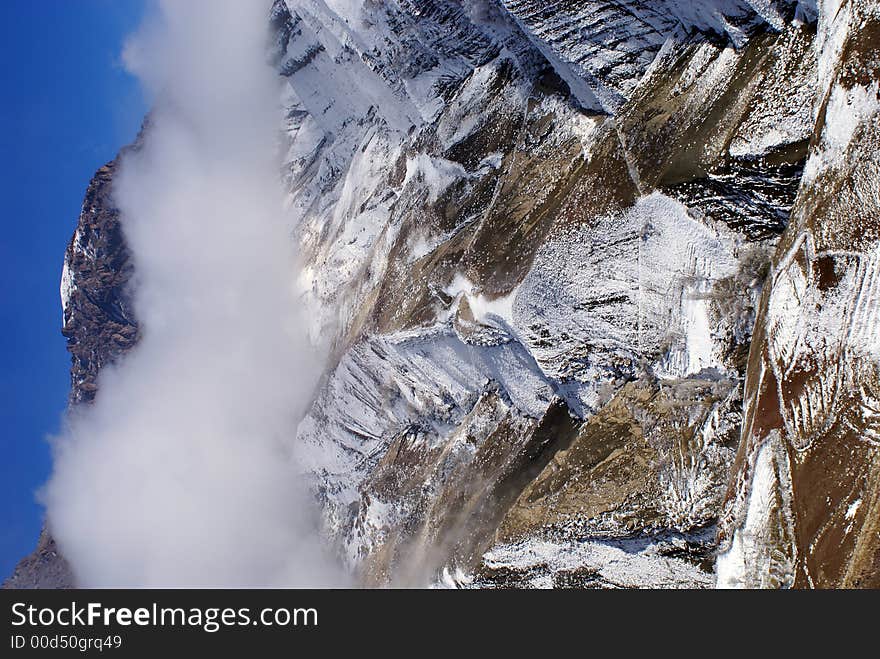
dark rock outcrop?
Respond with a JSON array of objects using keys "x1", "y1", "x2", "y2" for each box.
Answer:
[{"x1": 60, "y1": 159, "x2": 139, "y2": 406}]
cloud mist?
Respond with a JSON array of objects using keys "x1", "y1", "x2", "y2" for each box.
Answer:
[{"x1": 43, "y1": 0, "x2": 344, "y2": 587}]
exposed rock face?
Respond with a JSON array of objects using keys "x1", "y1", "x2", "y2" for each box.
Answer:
[
  {"x1": 717, "y1": 0, "x2": 880, "y2": 589},
  {"x1": 498, "y1": 376, "x2": 741, "y2": 545},
  {"x1": 470, "y1": 375, "x2": 740, "y2": 588},
  {"x1": 59, "y1": 159, "x2": 139, "y2": 406},
  {"x1": 9, "y1": 0, "x2": 879, "y2": 588},
  {"x1": 3, "y1": 530, "x2": 73, "y2": 589}
]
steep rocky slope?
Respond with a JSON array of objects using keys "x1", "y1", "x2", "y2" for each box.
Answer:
[
  {"x1": 277, "y1": 0, "x2": 820, "y2": 587},
  {"x1": 717, "y1": 0, "x2": 880, "y2": 589},
  {"x1": 7, "y1": 0, "x2": 878, "y2": 589}
]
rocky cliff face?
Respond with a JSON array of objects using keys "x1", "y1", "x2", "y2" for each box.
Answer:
[
  {"x1": 8, "y1": 0, "x2": 878, "y2": 588},
  {"x1": 717, "y1": 0, "x2": 880, "y2": 589}
]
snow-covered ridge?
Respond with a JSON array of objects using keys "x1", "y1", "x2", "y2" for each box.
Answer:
[{"x1": 499, "y1": 0, "x2": 807, "y2": 111}]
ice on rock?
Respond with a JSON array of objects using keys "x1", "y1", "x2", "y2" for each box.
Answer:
[{"x1": 512, "y1": 193, "x2": 741, "y2": 415}]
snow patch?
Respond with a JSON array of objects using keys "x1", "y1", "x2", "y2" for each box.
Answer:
[
  {"x1": 513, "y1": 192, "x2": 740, "y2": 414},
  {"x1": 60, "y1": 254, "x2": 75, "y2": 320},
  {"x1": 845, "y1": 498, "x2": 862, "y2": 520},
  {"x1": 403, "y1": 154, "x2": 469, "y2": 203},
  {"x1": 803, "y1": 81, "x2": 880, "y2": 184},
  {"x1": 445, "y1": 274, "x2": 518, "y2": 326},
  {"x1": 481, "y1": 535, "x2": 714, "y2": 589},
  {"x1": 716, "y1": 441, "x2": 781, "y2": 588}
]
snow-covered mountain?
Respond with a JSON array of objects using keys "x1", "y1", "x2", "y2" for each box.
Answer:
[{"x1": 6, "y1": 0, "x2": 879, "y2": 589}]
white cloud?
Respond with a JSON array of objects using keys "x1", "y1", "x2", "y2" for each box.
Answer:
[{"x1": 43, "y1": 0, "x2": 345, "y2": 587}]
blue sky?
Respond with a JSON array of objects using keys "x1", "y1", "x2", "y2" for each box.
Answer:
[{"x1": 0, "y1": 1, "x2": 147, "y2": 579}]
